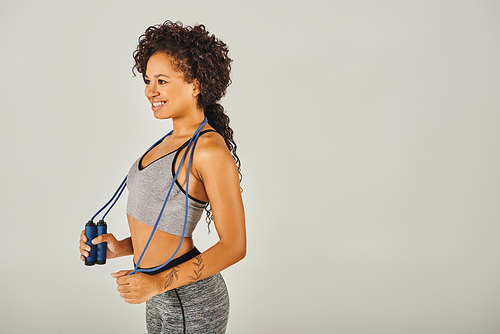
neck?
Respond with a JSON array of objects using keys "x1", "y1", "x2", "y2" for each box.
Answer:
[{"x1": 171, "y1": 112, "x2": 206, "y2": 138}]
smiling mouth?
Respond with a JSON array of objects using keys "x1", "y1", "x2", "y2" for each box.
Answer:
[{"x1": 152, "y1": 101, "x2": 165, "y2": 107}]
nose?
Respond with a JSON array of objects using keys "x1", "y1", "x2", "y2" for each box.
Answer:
[{"x1": 145, "y1": 82, "x2": 159, "y2": 99}]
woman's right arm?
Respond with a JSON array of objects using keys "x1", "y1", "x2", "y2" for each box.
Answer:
[{"x1": 79, "y1": 230, "x2": 133, "y2": 261}]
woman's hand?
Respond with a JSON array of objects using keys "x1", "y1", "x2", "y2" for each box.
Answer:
[
  {"x1": 79, "y1": 230, "x2": 130, "y2": 261},
  {"x1": 112, "y1": 270, "x2": 162, "y2": 304}
]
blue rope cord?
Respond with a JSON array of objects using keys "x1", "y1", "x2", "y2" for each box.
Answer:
[
  {"x1": 101, "y1": 180, "x2": 127, "y2": 221},
  {"x1": 131, "y1": 118, "x2": 208, "y2": 274},
  {"x1": 90, "y1": 176, "x2": 127, "y2": 222},
  {"x1": 88, "y1": 132, "x2": 172, "y2": 223},
  {"x1": 88, "y1": 119, "x2": 208, "y2": 275}
]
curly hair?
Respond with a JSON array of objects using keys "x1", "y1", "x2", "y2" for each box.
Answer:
[{"x1": 132, "y1": 20, "x2": 241, "y2": 229}]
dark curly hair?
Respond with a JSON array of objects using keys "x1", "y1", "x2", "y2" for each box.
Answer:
[{"x1": 133, "y1": 20, "x2": 241, "y2": 229}]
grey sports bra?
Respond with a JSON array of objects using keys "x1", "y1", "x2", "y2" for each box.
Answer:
[{"x1": 126, "y1": 130, "x2": 215, "y2": 237}]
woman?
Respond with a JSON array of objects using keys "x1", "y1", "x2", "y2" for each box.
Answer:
[{"x1": 79, "y1": 20, "x2": 246, "y2": 333}]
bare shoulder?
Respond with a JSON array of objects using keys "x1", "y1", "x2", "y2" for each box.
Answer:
[
  {"x1": 195, "y1": 130, "x2": 233, "y2": 163},
  {"x1": 193, "y1": 130, "x2": 237, "y2": 181}
]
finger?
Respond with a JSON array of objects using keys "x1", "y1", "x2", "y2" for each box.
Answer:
[
  {"x1": 80, "y1": 231, "x2": 91, "y2": 254},
  {"x1": 121, "y1": 290, "x2": 140, "y2": 304},
  {"x1": 80, "y1": 230, "x2": 87, "y2": 242},
  {"x1": 79, "y1": 242, "x2": 90, "y2": 257},
  {"x1": 117, "y1": 284, "x2": 131, "y2": 293},
  {"x1": 79, "y1": 239, "x2": 90, "y2": 253},
  {"x1": 121, "y1": 293, "x2": 135, "y2": 301},
  {"x1": 80, "y1": 239, "x2": 91, "y2": 252},
  {"x1": 112, "y1": 270, "x2": 133, "y2": 279},
  {"x1": 124, "y1": 298, "x2": 139, "y2": 304},
  {"x1": 81, "y1": 250, "x2": 90, "y2": 258},
  {"x1": 92, "y1": 233, "x2": 115, "y2": 245},
  {"x1": 112, "y1": 269, "x2": 132, "y2": 278},
  {"x1": 116, "y1": 275, "x2": 133, "y2": 286},
  {"x1": 119, "y1": 289, "x2": 135, "y2": 299},
  {"x1": 91, "y1": 234, "x2": 103, "y2": 245}
]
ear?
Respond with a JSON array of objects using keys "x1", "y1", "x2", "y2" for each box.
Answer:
[{"x1": 192, "y1": 79, "x2": 201, "y2": 97}]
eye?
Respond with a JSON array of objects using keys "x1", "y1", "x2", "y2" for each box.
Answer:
[
  {"x1": 144, "y1": 79, "x2": 151, "y2": 85},
  {"x1": 158, "y1": 80, "x2": 167, "y2": 85}
]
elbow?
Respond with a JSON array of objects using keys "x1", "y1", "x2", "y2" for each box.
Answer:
[
  {"x1": 226, "y1": 240, "x2": 246, "y2": 265},
  {"x1": 219, "y1": 227, "x2": 246, "y2": 265},
  {"x1": 236, "y1": 244, "x2": 246, "y2": 263},
  {"x1": 238, "y1": 234, "x2": 247, "y2": 262}
]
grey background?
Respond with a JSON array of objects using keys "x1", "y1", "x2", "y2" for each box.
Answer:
[{"x1": 1, "y1": 1, "x2": 499, "y2": 333}]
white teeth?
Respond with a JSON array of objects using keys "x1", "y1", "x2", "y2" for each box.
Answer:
[{"x1": 153, "y1": 102, "x2": 165, "y2": 107}]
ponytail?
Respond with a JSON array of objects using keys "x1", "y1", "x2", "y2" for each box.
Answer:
[{"x1": 204, "y1": 103, "x2": 238, "y2": 164}]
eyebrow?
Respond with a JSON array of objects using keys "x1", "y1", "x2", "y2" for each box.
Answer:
[{"x1": 144, "y1": 74, "x2": 170, "y2": 79}]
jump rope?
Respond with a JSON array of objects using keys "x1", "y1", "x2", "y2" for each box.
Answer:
[{"x1": 84, "y1": 118, "x2": 209, "y2": 275}]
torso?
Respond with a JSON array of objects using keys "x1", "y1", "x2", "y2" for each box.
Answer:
[
  {"x1": 128, "y1": 215, "x2": 194, "y2": 268},
  {"x1": 128, "y1": 125, "x2": 215, "y2": 268}
]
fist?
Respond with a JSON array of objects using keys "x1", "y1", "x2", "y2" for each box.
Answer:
[
  {"x1": 112, "y1": 270, "x2": 162, "y2": 304},
  {"x1": 79, "y1": 230, "x2": 121, "y2": 261}
]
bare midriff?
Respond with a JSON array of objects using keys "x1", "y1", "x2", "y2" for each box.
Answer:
[{"x1": 127, "y1": 214, "x2": 194, "y2": 268}]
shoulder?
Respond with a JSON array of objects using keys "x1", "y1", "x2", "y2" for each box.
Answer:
[
  {"x1": 193, "y1": 129, "x2": 239, "y2": 186},
  {"x1": 192, "y1": 129, "x2": 239, "y2": 183},
  {"x1": 194, "y1": 130, "x2": 232, "y2": 163}
]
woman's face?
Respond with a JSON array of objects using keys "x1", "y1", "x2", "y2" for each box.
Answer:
[{"x1": 144, "y1": 53, "x2": 199, "y2": 119}]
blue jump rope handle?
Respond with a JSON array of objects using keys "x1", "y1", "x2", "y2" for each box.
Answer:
[
  {"x1": 85, "y1": 221, "x2": 97, "y2": 266},
  {"x1": 96, "y1": 220, "x2": 107, "y2": 265}
]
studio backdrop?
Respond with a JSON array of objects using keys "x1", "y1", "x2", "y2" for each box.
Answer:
[{"x1": 1, "y1": 1, "x2": 499, "y2": 333}]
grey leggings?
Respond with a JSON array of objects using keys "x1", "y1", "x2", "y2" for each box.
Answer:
[{"x1": 146, "y1": 273, "x2": 230, "y2": 333}]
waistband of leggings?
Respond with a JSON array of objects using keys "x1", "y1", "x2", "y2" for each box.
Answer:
[{"x1": 134, "y1": 247, "x2": 201, "y2": 276}]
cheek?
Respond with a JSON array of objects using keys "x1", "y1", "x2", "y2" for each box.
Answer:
[
  {"x1": 170, "y1": 87, "x2": 190, "y2": 103},
  {"x1": 179, "y1": 84, "x2": 197, "y2": 101}
]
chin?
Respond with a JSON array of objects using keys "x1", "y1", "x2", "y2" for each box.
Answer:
[{"x1": 153, "y1": 111, "x2": 172, "y2": 120}]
